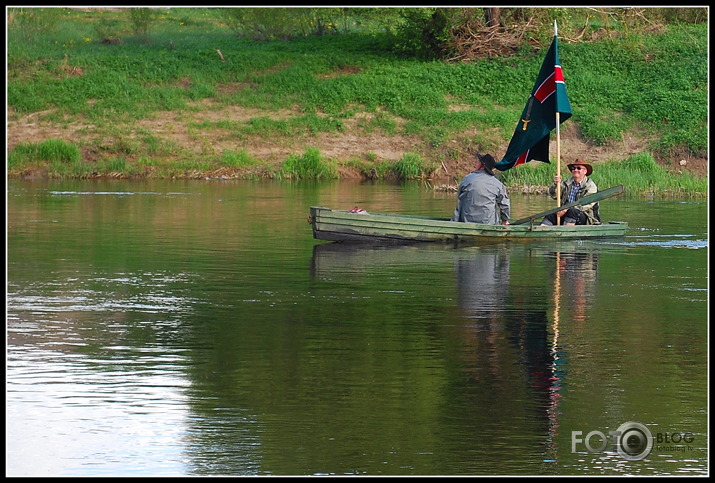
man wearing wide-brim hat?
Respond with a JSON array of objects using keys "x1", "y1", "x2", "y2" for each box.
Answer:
[
  {"x1": 451, "y1": 153, "x2": 510, "y2": 225},
  {"x1": 541, "y1": 158, "x2": 601, "y2": 226}
]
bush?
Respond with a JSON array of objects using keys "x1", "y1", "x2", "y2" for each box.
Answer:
[
  {"x1": 8, "y1": 7, "x2": 62, "y2": 40},
  {"x1": 390, "y1": 152, "x2": 434, "y2": 180},
  {"x1": 281, "y1": 147, "x2": 338, "y2": 179},
  {"x1": 128, "y1": 7, "x2": 160, "y2": 41}
]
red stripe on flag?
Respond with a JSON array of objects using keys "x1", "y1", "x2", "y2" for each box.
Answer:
[
  {"x1": 515, "y1": 151, "x2": 529, "y2": 167},
  {"x1": 534, "y1": 72, "x2": 556, "y2": 103},
  {"x1": 554, "y1": 65, "x2": 564, "y2": 83}
]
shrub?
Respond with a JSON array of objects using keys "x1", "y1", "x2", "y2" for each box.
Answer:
[
  {"x1": 390, "y1": 152, "x2": 434, "y2": 180},
  {"x1": 8, "y1": 7, "x2": 62, "y2": 40},
  {"x1": 281, "y1": 147, "x2": 338, "y2": 179}
]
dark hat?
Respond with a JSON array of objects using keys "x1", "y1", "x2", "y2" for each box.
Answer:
[
  {"x1": 476, "y1": 153, "x2": 496, "y2": 176},
  {"x1": 567, "y1": 158, "x2": 593, "y2": 176}
]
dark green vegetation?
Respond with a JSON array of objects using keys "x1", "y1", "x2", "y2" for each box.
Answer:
[{"x1": 6, "y1": 7, "x2": 708, "y2": 197}]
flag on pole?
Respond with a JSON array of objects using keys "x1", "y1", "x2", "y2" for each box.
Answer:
[{"x1": 495, "y1": 32, "x2": 572, "y2": 171}]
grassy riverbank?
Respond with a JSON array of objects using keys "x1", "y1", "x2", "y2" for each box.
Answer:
[{"x1": 6, "y1": 7, "x2": 708, "y2": 197}]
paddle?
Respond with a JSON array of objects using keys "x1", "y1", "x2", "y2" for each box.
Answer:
[{"x1": 510, "y1": 185, "x2": 625, "y2": 225}]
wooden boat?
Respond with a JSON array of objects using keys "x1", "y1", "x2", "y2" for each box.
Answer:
[{"x1": 309, "y1": 185, "x2": 628, "y2": 245}]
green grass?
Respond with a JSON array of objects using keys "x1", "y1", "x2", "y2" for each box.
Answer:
[
  {"x1": 390, "y1": 152, "x2": 436, "y2": 180},
  {"x1": 6, "y1": 7, "x2": 708, "y2": 196},
  {"x1": 8, "y1": 139, "x2": 82, "y2": 176},
  {"x1": 500, "y1": 153, "x2": 707, "y2": 198},
  {"x1": 221, "y1": 149, "x2": 257, "y2": 168},
  {"x1": 280, "y1": 147, "x2": 338, "y2": 180}
]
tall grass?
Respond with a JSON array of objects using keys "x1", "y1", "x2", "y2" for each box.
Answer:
[
  {"x1": 499, "y1": 153, "x2": 707, "y2": 198},
  {"x1": 281, "y1": 147, "x2": 338, "y2": 180},
  {"x1": 8, "y1": 139, "x2": 82, "y2": 176},
  {"x1": 390, "y1": 153, "x2": 435, "y2": 180}
]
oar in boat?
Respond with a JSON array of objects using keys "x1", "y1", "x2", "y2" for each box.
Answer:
[{"x1": 510, "y1": 185, "x2": 625, "y2": 226}]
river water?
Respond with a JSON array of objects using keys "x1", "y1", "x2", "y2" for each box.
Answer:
[{"x1": 6, "y1": 179, "x2": 708, "y2": 476}]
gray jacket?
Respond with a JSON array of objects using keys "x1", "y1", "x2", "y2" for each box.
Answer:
[{"x1": 451, "y1": 170, "x2": 510, "y2": 224}]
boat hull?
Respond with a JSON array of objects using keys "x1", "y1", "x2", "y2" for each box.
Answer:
[{"x1": 309, "y1": 206, "x2": 628, "y2": 244}]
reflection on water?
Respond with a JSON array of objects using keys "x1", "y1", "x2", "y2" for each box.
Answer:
[
  {"x1": 449, "y1": 245, "x2": 602, "y2": 470},
  {"x1": 451, "y1": 245, "x2": 559, "y2": 468},
  {"x1": 6, "y1": 180, "x2": 708, "y2": 476},
  {"x1": 6, "y1": 346, "x2": 191, "y2": 476}
]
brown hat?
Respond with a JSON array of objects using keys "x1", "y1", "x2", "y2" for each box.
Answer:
[
  {"x1": 476, "y1": 153, "x2": 496, "y2": 176},
  {"x1": 567, "y1": 158, "x2": 593, "y2": 176}
]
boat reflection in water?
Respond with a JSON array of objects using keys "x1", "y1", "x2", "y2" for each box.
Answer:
[
  {"x1": 310, "y1": 241, "x2": 602, "y2": 468},
  {"x1": 452, "y1": 244, "x2": 555, "y2": 465},
  {"x1": 453, "y1": 244, "x2": 601, "y2": 467}
]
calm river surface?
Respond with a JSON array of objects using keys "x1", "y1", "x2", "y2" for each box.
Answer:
[{"x1": 6, "y1": 179, "x2": 708, "y2": 476}]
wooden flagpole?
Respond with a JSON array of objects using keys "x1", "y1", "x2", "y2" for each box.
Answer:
[{"x1": 554, "y1": 21, "x2": 562, "y2": 225}]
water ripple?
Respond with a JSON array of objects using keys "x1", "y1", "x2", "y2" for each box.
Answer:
[{"x1": 613, "y1": 234, "x2": 707, "y2": 249}]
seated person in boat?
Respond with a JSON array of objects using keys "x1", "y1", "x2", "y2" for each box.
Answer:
[
  {"x1": 541, "y1": 159, "x2": 601, "y2": 226},
  {"x1": 451, "y1": 153, "x2": 510, "y2": 225}
]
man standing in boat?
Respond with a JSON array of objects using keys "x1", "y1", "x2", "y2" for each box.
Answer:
[
  {"x1": 451, "y1": 153, "x2": 510, "y2": 225},
  {"x1": 541, "y1": 158, "x2": 601, "y2": 226}
]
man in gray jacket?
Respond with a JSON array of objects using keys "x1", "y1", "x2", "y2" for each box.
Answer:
[{"x1": 451, "y1": 153, "x2": 510, "y2": 225}]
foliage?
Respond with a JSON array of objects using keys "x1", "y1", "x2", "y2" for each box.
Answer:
[
  {"x1": 281, "y1": 147, "x2": 338, "y2": 180},
  {"x1": 8, "y1": 138, "x2": 85, "y2": 177},
  {"x1": 94, "y1": 17, "x2": 125, "y2": 42},
  {"x1": 96, "y1": 157, "x2": 128, "y2": 175},
  {"x1": 499, "y1": 152, "x2": 706, "y2": 198},
  {"x1": 384, "y1": 8, "x2": 458, "y2": 60},
  {"x1": 390, "y1": 152, "x2": 435, "y2": 180},
  {"x1": 221, "y1": 149, "x2": 258, "y2": 168},
  {"x1": 7, "y1": 7, "x2": 62, "y2": 40},
  {"x1": 4, "y1": 7, "x2": 708, "y2": 194},
  {"x1": 218, "y1": 7, "x2": 351, "y2": 40},
  {"x1": 128, "y1": 7, "x2": 160, "y2": 41},
  {"x1": 8, "y1": 139, "x2": 81, "y2": 168}
]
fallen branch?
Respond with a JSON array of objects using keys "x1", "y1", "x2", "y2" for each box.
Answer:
[{"x1": 446, "y1": 19, "x2": 537, "y2": 63}]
